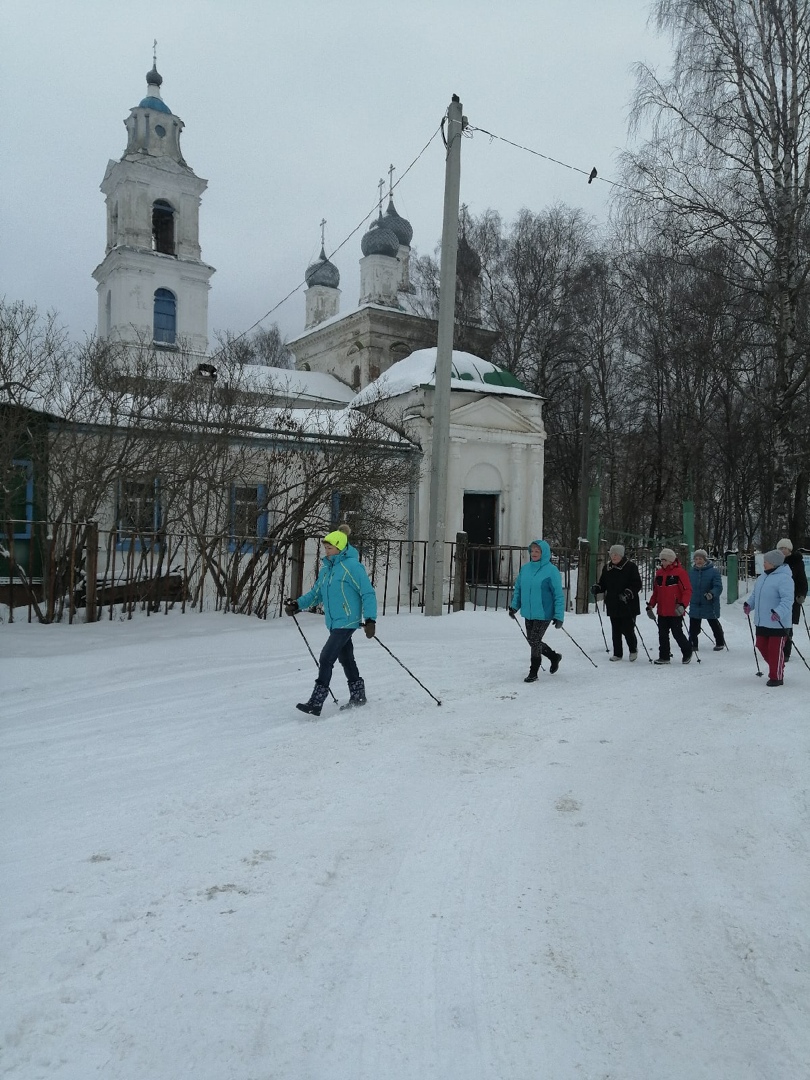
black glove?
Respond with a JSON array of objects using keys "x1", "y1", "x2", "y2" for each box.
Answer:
[
  {"x1": 284, "y1": 598, "x2": 299, "y2": 616},
  {"x1": 675, "y1": 603, "x2": 685, "y2": 617},
  {"x1": 508, "y1": 607, "x2": 518, "y2": 619},
  {"x1": 364, "y1": 619, "x2": 376, "y2": 639},
  {"x1": 590, "y1": 584, "x2": 601, "y2": 597},
  {"x1": 620, "y1": 588, "x2": 633, "y2": 604},
  {"x1": 704, "y1": 591, "x2": 713, "y2": 601},
  {"x1": 553, "y1": 619, "x2": 563, "y2": 629},
  {"x1": 798, "y1": 595, "x2": 806, "y2": 606},
  {"x1": 646, "y1": 606, "x2": 656, "y2": 621}
]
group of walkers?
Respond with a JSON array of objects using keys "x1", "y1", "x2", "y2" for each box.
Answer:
[{"x1": 283, "y1": 525, "x2": 807, "y2": 713}]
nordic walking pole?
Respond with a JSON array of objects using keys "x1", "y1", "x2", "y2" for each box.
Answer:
[
  {"x1": 594, "y1": 597, "x2": 610, "y2": 653},
  {"x1": 679, "y1": 613, "x2": 700, "y2": 663},
  {"x1": 634, "y1": 620, "x2": 654, "y2": 663},
  {"x1": 374, "y1": 634, "x2": 442, "y2": 705},
  {"x1": 511, "y1": 611, "x2": 542, "y2": 668},
  {"x1": 290, "y1": 612, "x2": 339, "y2": 703},
  {"x1": 802, "y1": 604, "x2": 810, "y2": 644},
  {"x1": 558, "y1": 623, "x2": 599, "y2": 668},
  {"x1": 745, "y1": 610, "x2": 763, "y2": 677},
  {"x1": 771, "y1": 610, "x2": 810, "y2": 672}
]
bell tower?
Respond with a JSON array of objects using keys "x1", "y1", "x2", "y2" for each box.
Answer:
[{"x1": 92, "y1": 60, "x2": 215, "y2": 358}]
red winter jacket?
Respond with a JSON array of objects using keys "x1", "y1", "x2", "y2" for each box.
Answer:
[{"x1": 649, "y1": 559, "x2": 692, "y2": 617}]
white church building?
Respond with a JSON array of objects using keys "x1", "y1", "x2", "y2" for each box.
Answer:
[{"x1": 92, "y1": 64, "x2": 547, "y2": 561}]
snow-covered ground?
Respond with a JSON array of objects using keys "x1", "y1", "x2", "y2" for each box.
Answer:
[{"x1": 2, "y1": 603, "x2": 808, "y2": 1080}]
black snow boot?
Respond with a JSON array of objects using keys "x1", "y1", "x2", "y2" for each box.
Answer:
[
  {"x1": 524, "y1": 657, "x2": 541, "y2": 683},
  {"x1": 340, "y1": 678, "x2": 367, "y2": 710},
  {"x1": 549, "y1": 651, "x2": 562, "y2": 675},
  {"x1": 296, "y1": 681, "x2": 329, "y2": 717}
]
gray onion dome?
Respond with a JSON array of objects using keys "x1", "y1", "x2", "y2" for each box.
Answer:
[
  {"x1": 305, "y1": 246, "x2": 340, "y2": 289},
  {"x1": 361, "y1": 214, "x2": 400, "y2": 257},
  {"x1": 457, "y1": 233, "x2": 482, "y2": 278},
  {"x1": 384, "y1": 199, "x2": 413, "y2": 247},
  {"x1": 146, "y1": 64, "x2": 163, "y2": 88}
]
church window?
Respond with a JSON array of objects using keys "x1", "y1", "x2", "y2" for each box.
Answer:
[
  {"x1": 352, "y1": 365, "x2": 361, "y2": 389},
  {"x1": 153, "y1": 288, "x2": 177, "y2": 345},
  {"x1": 152, "y1": 199, "x2": 175, "y2": 255},
  {"x1": 105, "y1": 291, "x2": 112, "y2": 338}
]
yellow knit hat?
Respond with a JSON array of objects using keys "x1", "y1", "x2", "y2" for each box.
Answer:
[{"x1": 323, "y1": 524, "x2": 351, "y2": 551}]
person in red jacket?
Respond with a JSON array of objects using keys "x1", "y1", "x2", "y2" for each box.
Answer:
[{"x1": 646, "y1": 547, "x2": 693, "y2": 665}]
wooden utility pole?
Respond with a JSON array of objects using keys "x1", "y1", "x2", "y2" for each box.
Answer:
[{"x1": 425, "y1": 95, "x2": 464, "y2": 616}]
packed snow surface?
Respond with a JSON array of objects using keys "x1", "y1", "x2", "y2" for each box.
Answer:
[{"x1": 2, "y1": 604, "x2": 808, "y2": 1079}]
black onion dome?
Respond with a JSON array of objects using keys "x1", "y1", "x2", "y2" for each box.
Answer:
[
  {"x1": 457, "y1": 234, "x2": 482, "y2": 278},
  {"x1": 146, "y1": 64, "x2": 163, "y2": 88},
  {"x1": 384, "y1": 199, "x2": 413, "y2": 247},
  {"x1": 361, "y1": 215, "x2": 400, "y2": 257},
  {"x1": 305, "y1": 246, "x2": 340, "y2": 288}
]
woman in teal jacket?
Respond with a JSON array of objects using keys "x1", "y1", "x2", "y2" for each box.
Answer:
[
  {"x1": 509, "y1": 539, "x2": 565, "y2": 682},
  {"x1": 285, "y1": 524, "x2": 377, "y2": 715}
]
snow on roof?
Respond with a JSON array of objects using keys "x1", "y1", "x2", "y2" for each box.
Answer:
[
  {"x1": 240, "y1": 364, "x2": 354, "y2": 404},
  {"x1": 352, "y1": 348, "x2": 537, "y2": 406},
  {"x1": 287, "y1": 302, "x2": 422, "y2": 345}
]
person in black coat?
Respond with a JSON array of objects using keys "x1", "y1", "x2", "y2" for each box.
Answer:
[
  {"x1": 777, "y1": 538, "x2": 808, "y2": 662},
  {"x1": 591, "y1": 544, "x2": 643, "y2": 661}
]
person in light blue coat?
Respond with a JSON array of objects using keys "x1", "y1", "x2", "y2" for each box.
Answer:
[
  {"x1": 743, "y1": 549, "x2": 794, "y2": 686},
  {"x1": 688, "y1": 549, "x2": 725, "y2": 651},
  {"x1": 285, "y1": 524, "x2": 377, "y2": 715},
  {"x1": 509, "y1": 539, "x2": 565, "y2": 682}
]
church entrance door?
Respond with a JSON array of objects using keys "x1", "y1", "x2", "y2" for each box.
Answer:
[{"x1": 463, "y1": 493, "x2": 498, "y2": 584}]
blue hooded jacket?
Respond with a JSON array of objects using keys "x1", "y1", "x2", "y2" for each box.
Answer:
[
  {"x1": 689, "y1": 562, "x2": 723, "y2": 619},
  {"x1": 297, "y1": 544, "x2": 377, "y2": 630},
  {"x1": 511, "y1": 540, "x2": 565, "y2": 622}
]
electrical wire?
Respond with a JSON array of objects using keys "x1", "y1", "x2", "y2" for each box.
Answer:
[{"x1": 217, "y1": 119, "x2": 445, "y2": 354}]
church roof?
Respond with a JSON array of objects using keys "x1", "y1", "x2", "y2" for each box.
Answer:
[
  {"x1": 138, "y1": 95, "x2": 172, "y2": 114},
  {"x1": 352, "y1": 348, "x2": 537, "y2": 404},
  {"x1": 305, "y1": 247, "x2": 340, "y2": 289}
]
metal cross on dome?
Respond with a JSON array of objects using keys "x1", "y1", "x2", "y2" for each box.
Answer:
[
  {"x1": 377, "y1": 178, "x2": 385, "y2": 213},
  {"x1": 319, "y1": 218, "x2": 326, "y2": 248},
  {"x1": 388, "y1": 163, "x2": 395, "y2": 199}
]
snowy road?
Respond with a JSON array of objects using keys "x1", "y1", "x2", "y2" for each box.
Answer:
[{"x1": 2, "y1": 608, "x2": 808, "y2": 1079}]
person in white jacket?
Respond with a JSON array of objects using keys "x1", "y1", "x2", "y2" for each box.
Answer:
[{"x1": 744, "y1": 549, "x2": 795, "y2": 686}]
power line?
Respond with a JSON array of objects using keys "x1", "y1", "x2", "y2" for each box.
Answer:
[
  {"x1": 467, "y1": 123, "x2": 620, "y2": 188},
  {"x1": 219, "y1": 119, "x2": 445, "y2": 354}
]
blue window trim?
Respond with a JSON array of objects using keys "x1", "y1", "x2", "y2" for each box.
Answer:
[
  {"x1": 8, "y1": 459, "x2": 34, "y2": 539},
  {"x1": 229, "y1": 483, "x2": 270, "y2": 553},
  {"x1": 116, "y1": 477, "x2": 162, "y2": 551}
]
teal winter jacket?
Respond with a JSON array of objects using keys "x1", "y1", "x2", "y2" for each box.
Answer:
[
  {"x1": 297, "y1": 544, "x2": 377, "y2": 630},
  {"x1": 511, "y1": 540, "x2": 565, "y2": 623}
]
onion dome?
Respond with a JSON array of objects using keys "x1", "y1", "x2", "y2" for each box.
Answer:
[
  {"x1": 383, "y1": 199, "x2": 413, "y2": 247},
  {"x1": 305, "y1": 246, "x2": 340, "y2": 289},
  {"x1": 361, "y1": 214, "x2": 400, "y2": 257},
  {"x1": 457, "y1": 234, "x2": 482, "y2": 278},
  {"x1": 139, "y1": 64, "x2": 172, "y2": 114}
]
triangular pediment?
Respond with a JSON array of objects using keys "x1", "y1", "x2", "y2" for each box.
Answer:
[{"x1": 449, "y1": 394, "x2": 544, "y2": 435}]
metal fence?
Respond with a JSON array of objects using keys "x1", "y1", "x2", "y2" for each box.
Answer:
[{"x1": 1, "y1": 520, "x2": 752, "y2": 625}]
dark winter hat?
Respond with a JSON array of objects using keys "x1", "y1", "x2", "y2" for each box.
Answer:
[
  {"x1": 763, "y1": 549, "x2": 785, "y2": 568},
  {"x1": 777, "y1": 538, "x2": 793, "y2": 552},
  {"x1": 693, "y1": 548, "x2": 709, "y2": 562},
  {"x1": 609, "y1": 544, "x2": 625, "y2": 557}
]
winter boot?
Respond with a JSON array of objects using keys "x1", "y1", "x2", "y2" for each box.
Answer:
[
  {"x1": 629, "y1": 652, "x2": 638, "y2": 661},
  {"x1": 654, "y1": 657, "x2": 671, "y2": 665},
  {"x1": 340, "y1": 678, "x2": 367, "y2": 710},
  {"x1": 713, "y1": 643, "x2": 725, "y2": 652},
  {"x1": 524, "y1": 657, "x2": 541, "y2": 683},
  {"x1": 766, "y1": 678, "x2": 784, "y2": 687},
  {"x1": 296, "y1": 681, "x2": 329, "y2": 717},
  {"x1": 610, "y1": 655, "x2": 622, "y2": 662},
  {"x1": 549, "y1": 651, "x2": 562, "y2": 675},
  {"x1": 682, "y1": 649, "x2": 692, "y2": 664}
]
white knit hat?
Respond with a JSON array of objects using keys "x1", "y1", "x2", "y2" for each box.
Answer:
[
  {"x1": 777, "y1": 538, "x2": 793, "y2": 552},
  {"x1": 693, "y1": 548, "x2": 709, "y2": 561},
  {"x1": 658, "y1": 548, "x2": 676, "y2": 563},
  {"x1": 609, "y1": 544, "x2": 625, "y2": 557}
]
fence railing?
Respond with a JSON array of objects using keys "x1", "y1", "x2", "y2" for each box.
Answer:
[{"x1": 1, "y1": 520, "x2": 753, "y2": 625}]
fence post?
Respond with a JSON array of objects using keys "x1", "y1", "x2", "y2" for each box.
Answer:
[
  {"x1": 725, "y1": 550, "x2": 738, "y2": 605},
  {"x1": 575, "y1": 538, "x2": 591, "y2": 614},
  {"x1": 291, "y1": 532, "x2": 305, "y2": 602},
  {"x1": 453, "y1": 532, "x2": 468, "y2": 611},
  {"x1": 85, "y1": 521, "x2": 99, "y2": 623}
]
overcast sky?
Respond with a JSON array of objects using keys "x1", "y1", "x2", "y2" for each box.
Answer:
[{"x1": 0, "y1": 0, "x2": 671, "y2": 348}]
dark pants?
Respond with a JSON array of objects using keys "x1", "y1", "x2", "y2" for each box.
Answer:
[
  {"x1": 688, "y1": 616, "x2": 725, "y2": 649},
  {"x1": 525, "y1": 619, "x2": 557, "y2": 660},
  {"x1": 657, "y1": 616, "x2": 691, "y2": 660},
  {"x1": 610, "y1": 614, "x2": 637, "y2": 657},
  {"x1": 318, "y1": 627, "x2": 360, "y2": 687}
]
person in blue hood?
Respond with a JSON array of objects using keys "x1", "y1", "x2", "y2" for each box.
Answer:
[
  {"x1": 509, "y1": 539, "x2": 565, "y2": 682},
  {"x1": 285, "y1": 524, "x2": 377, "y2": 715}
]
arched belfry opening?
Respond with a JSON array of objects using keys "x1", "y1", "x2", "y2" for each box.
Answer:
[
  {"x1": 153, "y1": 288, "x2": 177, "y2": 345},
  {"x1": 152, "y1": 200, "x2": 175, "y2": 255}
]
